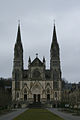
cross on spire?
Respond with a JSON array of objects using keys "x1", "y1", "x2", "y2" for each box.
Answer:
[
  {"x1": 18, "y1": 20, "x2": 20, "y2": 26},
  {"x1": 16, "y1": 20, "x2": 21, "y2": 43},
  {"x1": 36, "y1": 53, "x2": 38, "y2": 58},
  {"x1": 53, "y1": 19, "x2": 55, "y2": 25}
]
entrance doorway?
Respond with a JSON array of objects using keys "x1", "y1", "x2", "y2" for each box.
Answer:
[
  {"x1": 47, "y1": 94, "x2": 50, "y2": 101},
  {"x1": 24, "y1": 94, "x2": 27, "y2": 101},
  {"x1": 34, "y1": 94, "x2": 36, "y2": 102},
  {"x1": 33, "y1": 94, "x2": 40, "y2": 103},
  {"x1": 38, "y1": 94, "x2": 40, "y2": 102}
]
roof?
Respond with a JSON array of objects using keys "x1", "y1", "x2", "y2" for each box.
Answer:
[{"x1": 30, "y1": 57, "x2": 43, "y2": 67}]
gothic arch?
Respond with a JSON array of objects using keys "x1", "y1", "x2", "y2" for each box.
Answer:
[
  {"x1": 22, "y1": 83, "x2": 29, "y2": 95},
  {"x1": 32, "y1": 68, "x2": 41, "y2": 79},
  {"x1": 46, "y1": 83, "x2": 52, "y2": 94},
  {"x1": 31, "y1": 82, "x2": 42, "y2": 94},
  {"x1": 47, "y1": 88, "x2": 50, "y2": 94},
  {"x1": 23, "y1": 87, "x2": 28, "y2": 101},
  {"x1": 46, "y1": 82, "x2": 51, "y2": 89},
  {"x1": 24, "y1": 88, "x2": 27, "y2": 94}
]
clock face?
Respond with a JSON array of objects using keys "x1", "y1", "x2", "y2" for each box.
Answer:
[{"x1": 32, "y1": 69, "x2": 41, "y2": 78}]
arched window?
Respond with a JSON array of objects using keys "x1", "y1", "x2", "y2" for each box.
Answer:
[
  {"x1": 47, "y1": 88, "x2": 50, "y2": 101},
  {"x1": 47, "y1": 89, "x2": 50, "y2": 94},
  {"x1": 32, "y1": 69, "x2": 41, "y2": 78},
  {"x1": 24, "y1": 88, "x2": 27, "y2": 101},
  {"x1": 47, "y1": 83, "x2": 50, "y2": 86},
  {"x1": 24, "y1": 88, "x2": 27, "y2": 94}
]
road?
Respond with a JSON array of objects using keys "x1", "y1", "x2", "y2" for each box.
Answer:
[
  {"x1": 0, "y1": 108, "x2": 27, "y2": 120},
  {"x1": 48, "y1": 108, "x2": 80, "y2": 120}
]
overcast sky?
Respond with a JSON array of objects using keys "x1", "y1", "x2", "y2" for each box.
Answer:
[{"x1": 0, "y1": 0, "x2": 80, "y2": 83}]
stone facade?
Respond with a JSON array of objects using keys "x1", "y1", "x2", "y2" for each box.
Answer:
[{"x1": 12, "y1": 23, "x2": 62, "y2": 107}]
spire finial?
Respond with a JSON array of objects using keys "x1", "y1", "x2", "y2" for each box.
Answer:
[
  {"x1": 16, "y1": 20, "x2": 22, "y2": 43},
  {"x1": 43, "y1": 56, "x2": 45, "y2": 63},
  {"x1": 53, "y1": 19, "x2": 55, "y2": 26},
  {"x1": 18, "y1": 20, "x2": 20, "y2": 26},
  {"x1": 28, "y1": 56, "x2": 31, "y2": 63},
  {"x1": 36, "y1": 53, "x2": 38, "y2": 58},
  {"x1": 51, "y1": 19, "x2": 57, "y2": 47}
]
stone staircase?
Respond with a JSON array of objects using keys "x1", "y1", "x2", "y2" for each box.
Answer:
[{"x1": 28, "y1": 102, "x2": 45, "y2": 108}]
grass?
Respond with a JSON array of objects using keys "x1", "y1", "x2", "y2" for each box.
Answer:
[{"x1": 13, "y1": 108, "x2": 64, "y2": 120}]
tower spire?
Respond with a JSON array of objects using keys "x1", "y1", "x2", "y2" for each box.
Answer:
[
  {"x1": 15, "y1": 21, "x2": 23, "y2": 51},
  {"x1": 14, "y1": 22, "x2": 23, "y2": 59},
  {"x1": 51, "y1": 22, "x2": 58, "y2": 49},
  {"x1": 28, "y1": 56, "x2": 31, "y2": 63},
  {"x1": 50, "y1": 22, "x2": 60, "y2": 69},
  {"x1": 16, "y1": 21, "x2": 21, "y2": 43},
  {"x1": 52, "y1": 23, "x2": 57, "y2": 42}
]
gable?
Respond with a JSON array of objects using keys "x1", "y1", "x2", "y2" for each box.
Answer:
[{"x1": 30, "y1": 58, "x2": 43, "y2": 67}]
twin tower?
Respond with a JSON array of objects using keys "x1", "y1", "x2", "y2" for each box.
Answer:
[{"x1": 12, "y1": 23, "x2": 62, "y2": 107}]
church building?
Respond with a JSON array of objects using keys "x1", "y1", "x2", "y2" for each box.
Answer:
[{"x1": 12, "y1": 23, "x2": 62, "y2": 107}]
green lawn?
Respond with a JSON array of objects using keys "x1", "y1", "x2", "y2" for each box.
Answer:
[{"x1": 13, "y1": 108, "x2": 64, "y2": 120}]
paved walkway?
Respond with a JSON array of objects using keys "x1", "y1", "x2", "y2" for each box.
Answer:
[
  {"x1": 48, "y1": 108, "x2": 80, "y2": 120},
  {"x1": 0, "y1": 108, "x2": 80, "y2": 120},
  {"x1": 0, "y1": 108, "x2": 27, "y2": 120}
]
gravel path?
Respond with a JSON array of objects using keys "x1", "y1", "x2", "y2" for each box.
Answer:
[
  {"x1": 48, "y1": 108, "x2": 80, "y2": 120},
  {"x1": 0, "y1": 108, "x2": 28, "y2": 120}
]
